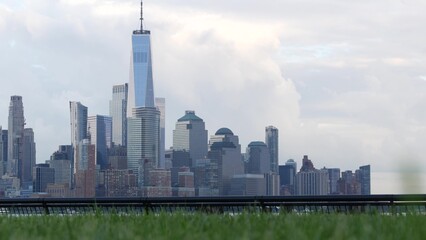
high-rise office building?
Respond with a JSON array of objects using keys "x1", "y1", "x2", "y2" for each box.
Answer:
[
  {"x1": 22, "y1": 128, "x2": 36, "y2": 187},
  {"x1": 110, "y1": 84, "x2": 128, "y2": 146},
  {"x1": 357, "y1": 165, "x2": 371, "y2": 195},
  {"x1": 245, "y1": 141, "x2": 270, "y2": 175},
  {"x1": 326, "y1": 168, "x2": 341, "y2": 195},
  {"x1": 295, "y1": 169, "x2": 329, "y2": 196},
  {"x1": 49, "y1": 145, "x2": 73, "y2": 186},
  {"x1": 127, "y1": 1, "x2": 155, "y2": 116},
  {"x1": 7, "y1": 96, "x2": 25, "y2": 178},
  {"x1": 265, "y1": 126, "x2": 279, "y2": 173},
  {"x1": 295, "y1": 155, "x2": 329, "y2": 196},
  {"x1": 70, "y1": 101, "x2": 88, "y2": 175},
  {"x1": 279, "y1": 159, "x2": 297, "y2": 195},
  {"x1": 207, "y1": 128, "x2": 244, "y2": 195},
  {"x1": 173, "y1": 111, "x2": 208, "y2": 167},
  {"x1": 244, "y1": 141, "x2": 279, "y2": 196},
  {"x1": 33, "y1": 164, "x2": 55, "y2": 193},
  {"x1": 126, "y1": 1, "x2": 161, "y2": 185},
  {"x1": 155, "y1": 98, "x2": 166, "y2": 169},
  {"x1": 0, "y1": 128, "x2": 7, "y2": 176},
  {"x1": 74, "y1": 139, "x2": 96, "y2": 197},
  {"x1": 127, "y1": 107, "x2": 160, "y2": 177},
  {"x1": 88, "y1": 115, "x2": 112, "y2": 169}
]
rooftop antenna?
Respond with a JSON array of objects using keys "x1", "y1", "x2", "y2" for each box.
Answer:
[{"x1": 140, "y1": 1, "x2": 144, "y2": 31}]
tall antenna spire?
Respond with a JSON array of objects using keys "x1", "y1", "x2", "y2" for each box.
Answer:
[{"x1": 140, "y1": 1, "x2": 144, "y2": 31}]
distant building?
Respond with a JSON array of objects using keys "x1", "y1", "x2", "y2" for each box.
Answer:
[
  {"x1": 33, "y1": 164, "x2": 55, "y2": 193},
  {"x1": 195, "y1": 159, "x2": 219, "y2": 196},
  {"x1": 103, "y1": 169, "x2": 137, "y2": 197},
  {"x1": 279, "y1": 159, "x2": 297, "y2": 195},
  {"x1": 74, "y1": 139, "x2": 96, "y2": 198},
  {"x1": 265, "y1": 126, "x2": 279, "y2": 174},
  {"x1": 88, "y1": 115, "x2": 112, "y2": 170},
  {"x1": 338, "y1": 170, "x2": 361, "y2": 195},
  {"x1": 0, "y1": 128, "x2": 8, "y2": 176},
  {"x1": 70, "y1": 101, "x2": 88, "y2": 175},
  {"x1": 245, "y1": 141, "x2": 270, "y2": 175},
  {"x1": 127, "y1": 107, "x2": 161, "y2": 177},
  {"x1": 295, "y1": 155, "x2": 329, "y2": 196},
  {"x1": 22, "y1": 128, "x2": 36, "y2": 188},
  {"x1": 207, "y1": 128, "x2": 244, "y2": 196},
  {"x1": 295, "y1": 170, "x2": 329, "y2": 196},
  {"x1": 244, "y1": 141, "x2": 279, "y2": 195},
  {"x1": 173, "y1": 111, "x2": 208, "y2": 167},
  {"x1": 230, "y1": 174, "x2": 266, "y2": 196},
  {"x1": 108, "y1": 145, "x2": 127, "y2": 170},
  {"x1": 326, "y1": 168, "x2": 341, "y2": 195},
  {"x1": 7, "y1": 96, "x2": 25, "y2": 178},
  {"x1": 155, "y1": 97, "x2": 166, "y2": 169},
  {"x1": 168, "y1": 149, "x2": 191, "y2": 188},
  {"x1": 143, "y1": 169, "x2": 172, "y2": 197},
  {"x1": 46, "y1": 183, "x2": 71, "y2": 198},
  {"x1": 109, "y1": 83, "x2": 128, "y2": 146},
  {"x1": 357, "y1": 165, "x2": 371, "y2": 195}
]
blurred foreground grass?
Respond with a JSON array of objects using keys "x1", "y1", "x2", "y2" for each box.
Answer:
[{"x1": 0, "y1": 213, "x2": 425, "y2": 240}]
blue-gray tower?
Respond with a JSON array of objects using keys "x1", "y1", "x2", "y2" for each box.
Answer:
[
  {"x1": 127, "y1": 0, "x2": 155, "y2": 117},
  {"x1": 127, "y1": 1, "x2": 161, "y2": 185}
]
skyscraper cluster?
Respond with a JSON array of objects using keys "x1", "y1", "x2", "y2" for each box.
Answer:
[
  {"x1": 0, "y1": 96, "x2": 36, "y2": 197},
  {"x1": 0, "y1": 1, "x2": 371, "y2": 198}
]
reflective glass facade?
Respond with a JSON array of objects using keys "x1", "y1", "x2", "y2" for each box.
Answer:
[
  {"x1": 265, "y1": 126, "x2": 279, "y2": 173},
  {"x1": 88, "y1": 115, "x2": 112, "y2": 170},
  {"x1": 127, "y1": 107, "x2": 160, "y2": 176},
  {"x1": 127, "y1": 31, "x2": 155, "y2": 117},
  {"x1": 110, "y1": 84, "x2": 128, "y2": 146}
]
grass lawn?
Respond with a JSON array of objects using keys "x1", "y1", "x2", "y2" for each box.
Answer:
[{"x1": 0, "y1": 213, "x2": 425, "y2": 239}]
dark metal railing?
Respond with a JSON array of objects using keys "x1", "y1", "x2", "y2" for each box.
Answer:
[{"x1": 1, "y1": 195, "x2": 425, "y2": 215}]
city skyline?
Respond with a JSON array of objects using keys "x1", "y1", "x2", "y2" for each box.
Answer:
[{"x1": 0, "y1": 0, "x2": 425, "y2": 194}]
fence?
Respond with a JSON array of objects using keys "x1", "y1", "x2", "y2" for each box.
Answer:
[{"x1": 1, "y1": 194, "x2": 425, "y2": 215}]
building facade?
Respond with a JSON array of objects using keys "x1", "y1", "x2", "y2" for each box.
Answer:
[
  {"x1": 21, "y1": 128, "x2": 36, "y2": 187},
  {"x1": 88, "y1": 115, "x2": 112, "y2": 170},
  {"x1": 70, "y1": 101, "x2": 88, "y2": 176},
  {"x1": 207, "y1": 128, "x2": 244, "y2": 195},
  {"x1": 110, "y1": 83, "x2": 128, "y2": 146},
  {"x1": 7, "y1": 96, "x2": 25, "y2": 178},
  {"x1": 265, "y1": 126, "x2": 279, "y2": 173},
  {"x1": 0, "y1": 128, "x2": 7, "y2": 176},
  {"x1": 173, "y1": 111, "x2": 208, "y2": 167},
  {"x1": 155, "y1": 97, "x2": 166, "y2": 169}
]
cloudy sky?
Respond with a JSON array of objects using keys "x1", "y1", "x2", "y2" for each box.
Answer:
[{"x1": 1, "y1": 0, "x2": 425, "y2": 193}]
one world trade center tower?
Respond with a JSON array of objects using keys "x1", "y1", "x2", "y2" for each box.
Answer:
[{"x1": 127, "y1": 1, "x2": 161, "y2": 187}]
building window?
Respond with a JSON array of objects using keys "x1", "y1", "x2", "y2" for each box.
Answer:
[{"x1": 133, "y1": 52, "x2": 148, "y2": 63}]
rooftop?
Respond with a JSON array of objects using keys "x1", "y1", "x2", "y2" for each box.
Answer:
[
  {"x1": 177, "y1": 110, "x2": 203, "y2": 122},
  {"x1": 215, "y1": 128, "x2": 234, "y2": 136}
]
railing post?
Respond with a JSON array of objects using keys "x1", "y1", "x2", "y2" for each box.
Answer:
[{"x1": 42, "y1": 199, "x2": 50, "y2": 215}]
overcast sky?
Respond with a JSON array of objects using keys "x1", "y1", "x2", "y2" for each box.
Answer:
[{"x1": 1, "y1": 0, "x2": 425, "y2": 193}]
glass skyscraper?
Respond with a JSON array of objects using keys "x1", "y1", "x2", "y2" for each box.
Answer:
[
  {"x1": 7, "y1": 96, "x2": 25, "y2": 178},
  {"x1": 22, "y1": 128, "x2": 36, "y2": 186},
  {"x1": 127, "y1": 3, "x2": 155, "y2": 116},
  {"x1": 173, "y1": 111, "x2": 208, "y2": 167},
  {"x1": 110, "y1": 84, "x2": 128, "y2": 146},
  {"x1": 155, "y1": 97, "x2": 166, "y2": 169},
  {"x1": 265, "y1": 126, "x2": 279, "y2": 173},
  {"x1": 127, "y1": 2, "x2": 161, "y2": 182},
  {"x1": 88, "y1": 115, "x2": 112, "y2": 170},
  {"x1": 70, "y1": 101, "x2": 88, "y2": 175}
]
